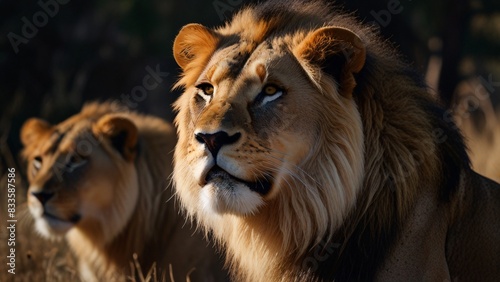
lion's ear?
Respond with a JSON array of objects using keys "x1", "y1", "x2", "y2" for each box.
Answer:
[
  {"x1": 173, "y1": 23, "x2": 219, "y2": 70},
  {"x1": 93, "y1": 115, "x2": 138, "y2": 162},
  {"x1": 294, "y1": 26, "x2": 366, "y2": 95},
  {"x1": 21, "y1": 118, "x2": 53, "y2": 146}
]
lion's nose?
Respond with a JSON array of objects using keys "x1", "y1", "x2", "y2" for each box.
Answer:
[
  {"x1": 31, "y1": 191, "x2": 54, "y2": 205},
  {"x1": 195, "y1": 131, "x2": 241, "y2": 158}
]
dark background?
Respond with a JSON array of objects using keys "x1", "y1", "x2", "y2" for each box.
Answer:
[
  {"x1": 0, "y1": 0, "x2": 499, "y2": 280},
  {"x1": 1, "y1": 0, "x2": 500, "y2": 171}
]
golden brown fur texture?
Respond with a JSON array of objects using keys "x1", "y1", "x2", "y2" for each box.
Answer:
[
  {"x1": 21, "y1": 102, "x2": 227, "y2": 282},
  {"x1": 172, "y1": 0, "x2": 500, "y2": 281}
]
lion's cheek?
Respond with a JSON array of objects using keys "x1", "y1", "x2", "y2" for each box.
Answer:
[
  {"x1": 77, "y1": 162, "x2": 120, "y2": 209},
  {"x1": 173, "y1": 149, "x2": 208, "y2": 216},
  {"x1": 261, "y1": 133, "x2": 313, "y2": 200},
  {"x1": 273, "y1": 132, "x2": 314, "y2": 165}
]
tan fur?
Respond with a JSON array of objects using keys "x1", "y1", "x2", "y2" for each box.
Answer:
[
  {"x1": 172, "y1": 1, "x2": 500, "y2": 281},
  {"x1": 453, "y1": 77, "x2": 500, "y2": 183},
  {"x1": 21, "y1": 102, "x2": 228, "y2": 282}
]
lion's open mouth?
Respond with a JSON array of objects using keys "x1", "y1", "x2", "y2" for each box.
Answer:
[{"x1": 205, "y1": 166, "x2": 272, "y2": 195}]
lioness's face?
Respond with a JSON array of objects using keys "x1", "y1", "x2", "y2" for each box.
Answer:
[
  {"x1": 21, "y1": 117, "x2": 139, "y2": 240},
  {"x1": 175, "y1": 44, "x2": 323, "y2": 215}
]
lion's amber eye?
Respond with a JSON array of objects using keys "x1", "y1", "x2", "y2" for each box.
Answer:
[
  {"x1": 264, "y1": 85, "x2": 278, "y2": 95},
  {"x1": 258, "y1": 84, "x2": 284, "y2": 106},
  {"x1": 198, "y1": 83, "x2": 214, "y2": 96},
  {"x1": 203, "y1": 85, "x2": 214, "y2": 95}
]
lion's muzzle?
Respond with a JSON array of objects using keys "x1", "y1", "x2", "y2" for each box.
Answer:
[{"x1": 195, "y1": 131, "x2": 241, "y2": 159}]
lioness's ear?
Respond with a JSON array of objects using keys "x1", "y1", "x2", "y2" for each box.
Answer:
[
  {"x1": 93, "y1": 115, "x2": 138, "y2": 162},
  {"x1": 173, "y1": 23, "x2": 219, "y2": 70},
  {"x1": 21, "y1": 118, "x2": 53, "y2": 146},
  {"x1": 294, "y1": 26, "x2": 366, "y2": 95}
]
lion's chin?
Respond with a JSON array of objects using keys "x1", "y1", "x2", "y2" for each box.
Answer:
[
  {"x1": 196, "y1": 166, "x2": 271, "y2": 215},
  {"x1": 34, "y1": 216, "x2": 72, "y2": 239},
  {"x1": 29, "y1": 202, "x2": 80, "y2": 239},
  {"x1": 200, "y1": 176, "x2": 266, "y2": 216},
  {"x1": 203, "y1": 166, "x2": 273, "y2": 195},
  {"x1": 33, "y1": 212, "x2": 81, "y2": 239}
]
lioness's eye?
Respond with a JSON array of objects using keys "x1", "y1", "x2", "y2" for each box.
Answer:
[
  {"x1": 66, "y1": 153, "x2": 88, "y2": 172},
  {"x1": 33, "y1": 156, "x2": 42, "y2": 171},
  {"x1": 69, "y1": 153, "x2": 86, "y2": 164}
]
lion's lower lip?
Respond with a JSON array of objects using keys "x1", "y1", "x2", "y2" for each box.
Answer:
[{"x1": 205, "y1": 166, "x2": 272, "y2": 195}]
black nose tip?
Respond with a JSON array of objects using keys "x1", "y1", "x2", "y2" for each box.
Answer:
[
  {"x1": 31, "y1": 191, "x2": 54, "y2": 205},
  {"x1": 195, "y1": 131, "x2": 241, "y2": 158}
]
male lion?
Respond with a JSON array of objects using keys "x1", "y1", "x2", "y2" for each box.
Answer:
[
  {"x1": 21, "y1": 102, "x2": 227, "y2": 281},
  {"x1": 172, "y1": 0, "x2": 500, "y2": 281}
]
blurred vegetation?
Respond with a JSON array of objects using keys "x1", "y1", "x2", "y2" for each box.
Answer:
[{"x1": 0, "y1": 0, "x2": 499, "y2": 280}]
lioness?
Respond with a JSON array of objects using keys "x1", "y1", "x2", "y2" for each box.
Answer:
[
  {"x1": 21, "y1": 102, "x2": 227, "y2": 281},
  {"x1": 171, "y1": 0, "x2": 500, "y2": 281}
]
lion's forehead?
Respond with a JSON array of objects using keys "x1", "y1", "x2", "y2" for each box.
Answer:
[
  {"x1": 209, "y1": 44, "x2": 251, "y2": 80},
  {"x1": 27, "y1": 123, "x2": 96, "y2": 162},
  {"x1": 204, "y1": 41, "x2": 283, "y2": 85}
]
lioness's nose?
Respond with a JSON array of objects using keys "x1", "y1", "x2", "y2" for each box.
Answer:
[
  {"x1": 195, "y1": 131, "x2": 241, "y2": 158},
  {"x1": 31, "y1": 191, "x2": 54, "y2": 205}
]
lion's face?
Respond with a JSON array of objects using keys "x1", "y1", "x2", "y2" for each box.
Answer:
[
  {"x1": 177, "y1": 48, "x2": 317, "y2": 215},
  {"x1": 173, "y1": 23, "x2": 366, "y2": 219},
  {"x1": 21, "y1": 114, "x2": 139, "y2": 242}
]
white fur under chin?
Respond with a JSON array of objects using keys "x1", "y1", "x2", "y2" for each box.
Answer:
[
  {"x1": 34, "y1": 217, "x2": 71, "y2": 240},
  {"x1": 28, "y1": 193, "x2": 71, "y2": 239},
  {"x1": 200, "y1": 183, "x2": 264, "y2": 215}
]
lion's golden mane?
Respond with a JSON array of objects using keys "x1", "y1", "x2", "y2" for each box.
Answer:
[{"x1": 172, "y1": 1, "x2": 500, "y2": 281}]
